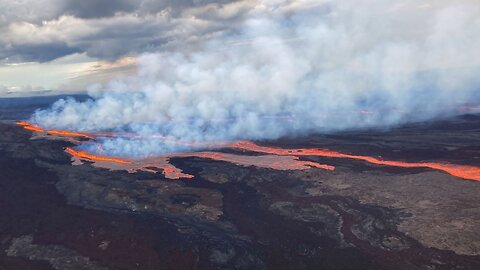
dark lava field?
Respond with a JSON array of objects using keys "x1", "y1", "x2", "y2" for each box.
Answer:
[{"x1": 1, "y1": 96, "x2": 480, "y2": 270}]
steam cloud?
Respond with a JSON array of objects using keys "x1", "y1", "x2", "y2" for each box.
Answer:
[{"x1": 32, "y1": 0, "x2": 480, "y2": 157}]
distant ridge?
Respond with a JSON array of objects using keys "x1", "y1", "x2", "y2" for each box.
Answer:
[{"x1": 0, "y1": 94, "x2": 89, "y2": 120}]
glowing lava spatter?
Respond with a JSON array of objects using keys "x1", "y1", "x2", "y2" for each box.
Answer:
[{"x1": 229, "y1": 141, "x2": 480, "y2": 181}]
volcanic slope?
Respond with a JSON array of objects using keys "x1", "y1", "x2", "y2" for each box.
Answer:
[{"x1": 1, "y1": 115, "x2": 480, "y2": 269}]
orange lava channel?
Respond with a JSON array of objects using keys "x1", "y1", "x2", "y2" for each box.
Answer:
[
  {"x1": 16, "y1": 121, "x2": 93, "y2": 139},
  {"x1": 65, "y1": 147, "x2": 131, "y2": 164},
  {"x1": 230, "y1": 141, "x2": 480, "y2": 181},
  {"x1": 64, "y1": 147, "x2": 195, "y2": 179},
  {"x1": 16, "y1": 121, "x2": 480, "y2": 181}
]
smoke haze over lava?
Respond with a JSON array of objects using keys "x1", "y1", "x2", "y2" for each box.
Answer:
[
  {"x1": 30, "y1": 0, "x2": 480, "y2": 157},
  {"x1": 16, "y1": 122, "x2": 480, "y2": 182}
]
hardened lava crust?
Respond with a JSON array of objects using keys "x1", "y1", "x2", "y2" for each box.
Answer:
[{"x1": 1, "y1": 113, "x2": 480, "y2": 269}]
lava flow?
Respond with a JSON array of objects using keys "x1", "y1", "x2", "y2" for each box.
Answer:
[
  {"x1": 174, "y1": 152, "x2": 335, "y2": 171},
  {"x1": 229, "y1": 141, "x2": 480, "y2": 181},
  {"x1": 66, "y1": 149, "x2": 334, "y2": 180},
  {"x1": 16, "y1": 121, "x2": 93, "y2": 139},
  {"x1": 66, "y1": 148, "x2": 131, "y2": 164},
  {"x1": 16, "y1": 121, "x2": 480, "y2": 181}
]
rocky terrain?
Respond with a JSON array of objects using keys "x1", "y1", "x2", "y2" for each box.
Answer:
[{"x1": 0, "y1": 99, "x2": 480, "y2": 269}]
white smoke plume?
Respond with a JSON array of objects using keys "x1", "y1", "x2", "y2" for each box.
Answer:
[{"x1": 32, "y1": 0, "x2": 480, "y2": 157}]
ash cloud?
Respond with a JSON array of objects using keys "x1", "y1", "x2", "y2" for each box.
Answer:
[{"x1": 32, "y1": 0, "x2": 480, "y2": 157}]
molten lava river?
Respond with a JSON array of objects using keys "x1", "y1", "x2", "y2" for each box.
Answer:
[{"x1": 16, "y1": 121, "x2": 480, "y2": 181}]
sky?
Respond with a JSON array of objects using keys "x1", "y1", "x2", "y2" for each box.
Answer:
[
  {"x1": 0, "y1": 0, "x2": 479, "y2": 97},
  {"x1": 0, "y1": 0, "x2": 279, "y2": 96}
]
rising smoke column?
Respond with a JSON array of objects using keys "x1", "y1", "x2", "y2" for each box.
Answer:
[{"x1": 32, "y1": 0, "x2": 480, "y2": 157}]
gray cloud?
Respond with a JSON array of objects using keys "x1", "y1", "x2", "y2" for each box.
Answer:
[
  {"x1": 61, "y1": 0, "x2": 137, "y2": 19},
  {"x1": 0, "y1": 0, "x2": 247, "y2": 63},
  {"x1": 0, "y1": 84, "x2": 48, "y2": 97},
  {"x1": 0, "y1": 85, "x2": 9, "y2": 96},
  {"x1": 1, "y1": 42, "x2": 81, "y2": 63}
]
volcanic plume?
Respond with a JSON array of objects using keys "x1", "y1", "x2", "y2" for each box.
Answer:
[{"x1": 29, "y1": 0, "x2": 480, "y2": 158}]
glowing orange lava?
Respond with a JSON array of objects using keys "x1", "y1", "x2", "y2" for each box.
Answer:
[
  {"x1": 16, "y1": 121, "x2": 92, "y2": 139},
  {"x1": 175, "y1": 152, "x2": 335, "y2": 171},
  {"x1": 16, "y1": 121, "x2": 480, "y2": 181},
  {"x1": 64, "y1": 148, "x2": 335, "y2": 180},
  {"x1": 65, "y1": 148, "x2": 195, "y2": 179},
  {"x1": 229, "y1": 141, "x2": 480, "y2": 181},
  {"x1": 65, "y1": 147, "x2": 131, "y2": 164},
  {"x1": 47, "y1": 130, "x2": 93, "y2": 139},
  {"x1": 160, "y1": 164, "x2": 195, "y2": 179},
  {"x1": 16, "y1": 121, "x2": 44, "y2": 132}
]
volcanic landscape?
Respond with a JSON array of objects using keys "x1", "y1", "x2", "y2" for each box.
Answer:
[{"x1": 1, "y1": 96, "x2": 480, "y2": 270}]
